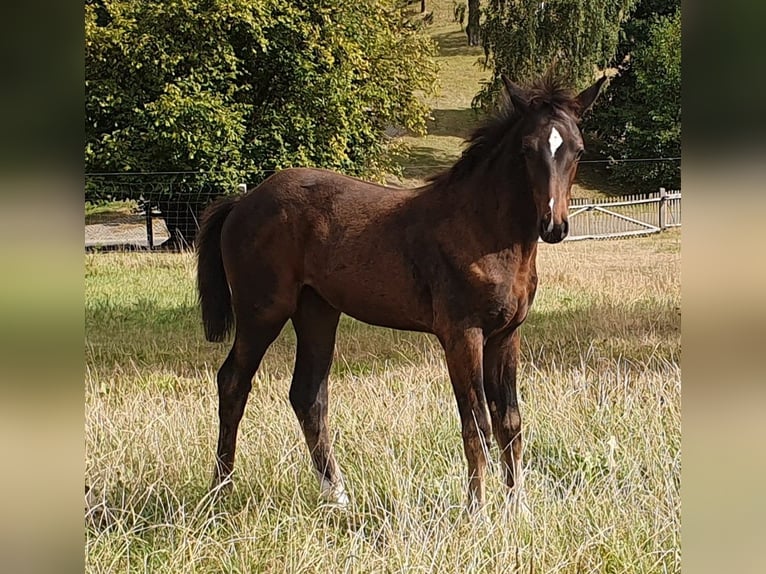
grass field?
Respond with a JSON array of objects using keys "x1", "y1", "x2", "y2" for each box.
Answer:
[{"x1": 85, "y1": 230, "x2": 680, "y2": 573}]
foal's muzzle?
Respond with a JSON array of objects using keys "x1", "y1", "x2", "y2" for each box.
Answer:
[{"x1": 539, "y1": 218, "x2": 569, "y2": 244}]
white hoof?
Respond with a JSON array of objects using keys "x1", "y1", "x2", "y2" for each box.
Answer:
[
  {"x1": 508, "y1": 491, "x2": 533, "y2": 521},
  {"x1": 466, "y1": 503, "x2": 491, "y2": 525},
  {"x1": 318, "y1": 474, "x2": 349, "y2": 508}
]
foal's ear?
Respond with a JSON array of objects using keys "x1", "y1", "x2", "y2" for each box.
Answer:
[
  {"x1": 574, "y1": 75, "x2": 608, "y2": 117},
  {"x1": 501, "y1": 74, "x2": 529, "y2": 114}
]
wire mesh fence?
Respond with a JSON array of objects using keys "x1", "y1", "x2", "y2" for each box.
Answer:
[
  {"x1": 85, "y1": 173, "x2": 681, "y2": 250},
  {"x1": 85, "y1": 173, "x2": 240, "y2": 250}
]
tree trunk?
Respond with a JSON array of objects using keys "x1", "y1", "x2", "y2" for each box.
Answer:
[{"x1": 466, "y1": 0, "x2": 481, "y2": 46}]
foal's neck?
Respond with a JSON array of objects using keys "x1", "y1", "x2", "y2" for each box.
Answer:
[
  {"x1": 460, "y1": 156, "x2": 539, "y2": 248},
  {"x1": 422, "y1": 118, "x2": 540, "y2": 248}
]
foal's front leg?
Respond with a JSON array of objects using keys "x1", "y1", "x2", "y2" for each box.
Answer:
[
  {"x1": 484, "y1": 330, "x2": 529, "y2": 515},
  {"x1": 442, "y1": 328, "x2": 493, "y2": 512}
]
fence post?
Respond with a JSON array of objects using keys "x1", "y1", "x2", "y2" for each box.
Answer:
[
  {"x1": 659, "y1": 187, "x2": 667, "y2": 231},
  {"x1": 144, "y1": 199, "x2": 154, "y2": 249}
]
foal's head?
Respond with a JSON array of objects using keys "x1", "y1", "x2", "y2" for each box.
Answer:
[{"x1": 502, "y1": 74, "x2": 607, "y2": 243}]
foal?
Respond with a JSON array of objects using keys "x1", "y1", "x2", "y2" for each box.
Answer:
[{"x1": 197, "y1": 74, "x2": 606, "y2": 511}]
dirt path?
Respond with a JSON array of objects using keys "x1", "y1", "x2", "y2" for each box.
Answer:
[{"x1": 85, "y1": 214, "x2": 170, "y2": 249}]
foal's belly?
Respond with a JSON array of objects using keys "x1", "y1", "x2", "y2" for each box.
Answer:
[
  {"x1": 308, "y1": 276, "x2": 433, "y2": 333},
  {"x1": 340, "y1": 304, "x2": 432, "y2": 333}
]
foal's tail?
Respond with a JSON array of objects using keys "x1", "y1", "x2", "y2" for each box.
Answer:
[{"x1": 197, "y1": 196, "x2": 239, "y2": 342}]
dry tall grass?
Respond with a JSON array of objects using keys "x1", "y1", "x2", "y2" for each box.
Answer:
[{"x1": 85, "y1": 231, "x2": 680, "y2": 573}]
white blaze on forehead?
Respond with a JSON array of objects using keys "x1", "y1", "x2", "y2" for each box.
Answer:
[{"x1": 548, "y1": 127, "x2": 563, "y2": 157}]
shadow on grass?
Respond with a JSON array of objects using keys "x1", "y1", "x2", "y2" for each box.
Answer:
[
  {"x1": 521, "y1": 298, "x2": 680, "y2": 367},
  {"x1": 427, "y1": 108, "x2": 483, "y2": 138},
  {"x1": 432, "y1": 29, "x2": 483, "y2": 57},
  {"x1": 85, "y1": 201, "x2": 140, "y2": 224},
  {"x1": 392, "y1": 145, "x2": 459, "y2": 180},
  {"x1": 86, "y1": 295, "x2": 679, "y2": 378},
  {"x1": 86, "y1": 300, "x2": 292, "y2": 378}
]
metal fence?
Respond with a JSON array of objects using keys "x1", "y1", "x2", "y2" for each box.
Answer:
[
  {"x1": 85, "y1": 174, "x2": 239, "y2": 250},
  {"x1": 564, "y1": 188, "x2": 681, "y2": 241},
  {"x1": 85, "y1": 176, "x2": 681, "y2": 250}
]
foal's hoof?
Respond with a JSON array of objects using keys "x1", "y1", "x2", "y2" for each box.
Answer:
[
  {"x1": 465, "y1": 504, "x2": 491, "y2": 525},
  {"x1": 318, "y1": 479, "x2": 350, "y2": 509},
  {"x1": 464, "y1": 494, "x2": 491, "y2": 523},
  {"x1": 320, "y1": 493, "x2": 350, "y2": 510},
  {"x1": 320, "y1": 489, "x2": 350, "y2": 509},
  {"x1": 210, "y1": 474, "x2": 234, "y2": 497},
  {"x1": 507, "y1": 491, "x2": 533, "y2": 521}
]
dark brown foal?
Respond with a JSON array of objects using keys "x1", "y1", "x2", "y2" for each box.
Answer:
[{"x1": 197, "y1": 72, "x2": 606, "y2": 511}]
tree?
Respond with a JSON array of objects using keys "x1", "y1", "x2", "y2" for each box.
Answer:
[
  {"x1": 477, "y1": 0, "x2": 636, "y2": 106},
  {"x1": 466, "y1": 0, "x2": 481, "y2": 46},
  {"x1": 586, "y1": 1, "x2": 681, "y2": 191},
  {"x1": 454, "y1": 2, "x2": 467, "y2": 30},
  {"x1": 86, "y1": 0, "x2": 436, "y2": 246}
]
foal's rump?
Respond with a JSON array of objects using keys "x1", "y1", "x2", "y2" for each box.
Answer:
[{"x1": 215, "y1": 168, "x2": 433, "y2": 331}]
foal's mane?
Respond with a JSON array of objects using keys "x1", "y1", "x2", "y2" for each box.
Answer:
[{"x1": 427, "y1": 75, "x2": 578, "y2": 189}]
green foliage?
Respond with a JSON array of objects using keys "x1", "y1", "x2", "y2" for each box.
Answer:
[
  {"x1": 476, "y1": 0, "x2": 636, "y2": 107},
  {"x1": 586, "y1": 2, "x2": 681, "y2": 191},
  {"x1": 85, "y1": 0, "x2": 437, "y2": 200},
  {"x1": 475, "y1": 0, "x2": 681, "y2": 192}
]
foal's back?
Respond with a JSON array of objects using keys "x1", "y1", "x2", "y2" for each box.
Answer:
[{"x1": 220, "y1": 168, "x2": 437, "y2": 331}]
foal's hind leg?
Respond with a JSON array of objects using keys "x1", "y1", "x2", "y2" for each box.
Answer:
[
  {"x1": 288, "y1": 288, "x2": 347, "y2": 506},
  {"x1": 213, "y1": 319, "x2": 286, "y2": 488}
]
